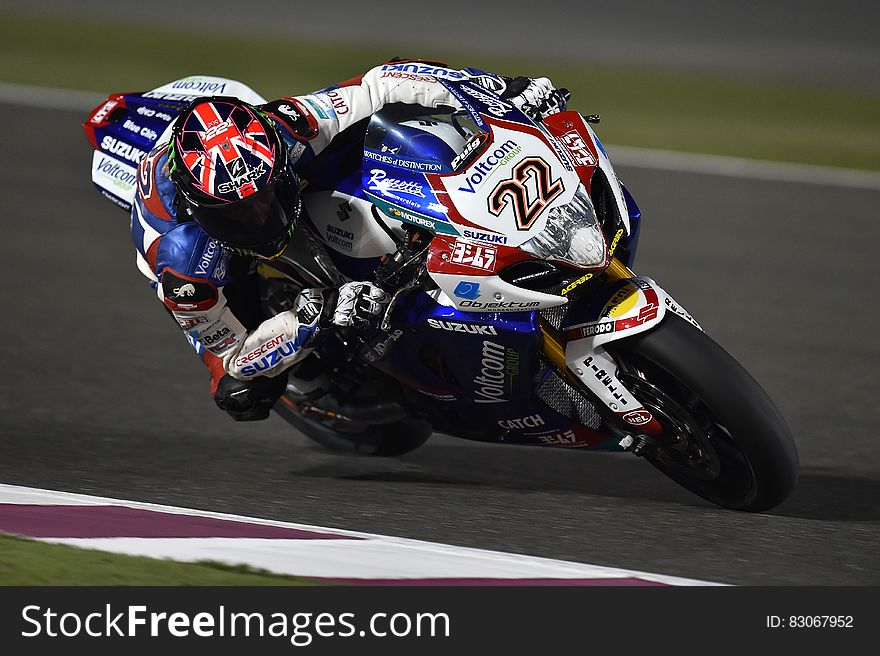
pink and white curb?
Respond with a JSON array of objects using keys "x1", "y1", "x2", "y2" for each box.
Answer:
[{"x1": 0, "y1": 484, "x2": 719, "y2": 586}]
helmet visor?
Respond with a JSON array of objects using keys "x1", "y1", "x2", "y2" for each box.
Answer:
[{"x1": 190, "y1": 172, "x2": 300, "y2": 256}]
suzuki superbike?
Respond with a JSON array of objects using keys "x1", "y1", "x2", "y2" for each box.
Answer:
[{"x1": 84, "y1": 74, "x2": 798, "y2": 512}]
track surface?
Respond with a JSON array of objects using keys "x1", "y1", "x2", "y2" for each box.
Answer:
[{"x1": 1, "y1": 104, "x2": 878, "y2": 585}]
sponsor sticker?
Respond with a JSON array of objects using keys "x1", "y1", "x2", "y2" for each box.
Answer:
[
  {"x1": 90, "y1": 99, "x2": 119, "y2": 125},
  {"x1": 384, "y1": 206, "x2": 439, "y2": 231},
  {"x1": 607, "y1": 228, "x2": 624, "y2": 259},
  {"x1": 173, "y1": 284, "x2": 196, "y2": 298},
  {"x1": 461, "y1": 229, "x2": 507, "y2": 245},
  {"x1": 560, "y1": 130, "x2": 596, "y2": 167},
  {"x1": 367, "y1": 169, "x2": 426, "y2": 198},
  {"x1": 426, "y1": 318, "x2": 497, "y2": 335},
  {"x1": 176, "y1": 316, "x2": 208, "y2": 330},
  {"x1": 325, "y1": 224, "x2": 355, "y2": 251},
  {"x1": 474, "y1": 340, "x2": 507, "y2": 404},
  {"x1": 530, "y1": 427, "x2": 595, "y2": 448},
  {"x1": 162, "y1": 271, "x2": 218, "y2": 311},
  {"x1": 581, "y1": 355, "x2": 630, "y2": 407},
  {"x1": 380, "y1": 64, "x2": 465, "y2": 79},
  {"x1": 235, "y1": 335, "x2": 285, "y2": 367},
  {"x1": 193, "y1": 322, "x2": 239, "y2": 355},
  {"x1": 459, "y1": 83, "x2": 514, "y2": 118},
  {"x1": 451, "y1": 133, "x2": 488, "y2": 171},
  {"x1": 238, "y1": 338, "x2": 300, "y2": 377},
  {"x1": 577, "y1": 321, "x2": 616, "y2": 338},
  {"x1": 561, "y1": 273, "x2": 594, "y2": 295},
  {"x1": 450, "y1": 240, "x2": 496, "y2": 271},
  {"x1": 123, "y1": 119, "x2": 158, "y2": 142},
  {"x1": 170, "y1": 78, "x2": 228, "y2": 94},
  {"x1": 498, "y1": 414, "x2": 545, "y2": 430},
  {"x1": 459, "y1": 300, "x2": 539, "y2": 311},
  {"x1": 453, "y1": 281, "x2": 481, "y2": 300},
  {"x1": 100, "y1": 136, "x2": 146, "y2": 164},
  {"x1": 143, "y1": 90, "x2": 200, "y2": 102},
  {"x1": 456, "y1": 140, "x2": 521, "y2": 193},
  {"x1": 364, "y1": 149, "x2": 442, "y2": 172},
  {"x1": 319, "y1": 89, "x2": 350, "y2": 115},
  {"x1": 604, "y1": 284, "x2": 639, "y2": 318},
  {"x1": 622, "y1": 409, "x2": 653, "y2": 426},
  {"x1": 216, "y1": 162, "x2": 265, "y2": 195},
  {"x1": 92, "y1": 154, "x2": 137, "y2": 193},
  {"x1": 194, "y1": 239, "x2": 220, "y2": 276},
  {"x1": 303, "y1": 97, "x2": 331, "y2": 120}
]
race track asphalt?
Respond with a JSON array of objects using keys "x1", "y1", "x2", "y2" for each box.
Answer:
[{"x1": 1, "y1": 103, "x2": 878, "y2": 585}]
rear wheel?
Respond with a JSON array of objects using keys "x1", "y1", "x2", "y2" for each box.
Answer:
[{"x1": 609, "y1": 314, "x2": 798, "y2": 512}]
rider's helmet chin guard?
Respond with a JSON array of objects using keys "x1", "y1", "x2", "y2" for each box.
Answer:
[{"x1": 169, "y1": 95, "x2": 301, "y2": 259}]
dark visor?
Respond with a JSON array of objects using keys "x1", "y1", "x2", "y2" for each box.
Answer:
[{"x1": 190, "y1": 172, "x2": 300, "y2": 253}]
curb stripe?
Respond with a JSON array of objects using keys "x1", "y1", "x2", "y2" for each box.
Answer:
[
  {"x1": 0, "y1": 484, "x2": 721, "y2": 586},
  {"x1": 314, "y1": 577, "x2": 667, "y2": 586},
  {"x1": 0, "y1": 504, "x2": 356, "y2": 540}
]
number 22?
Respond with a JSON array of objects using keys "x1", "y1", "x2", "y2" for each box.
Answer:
[{"x1": 488, "y1": 157, "x2": 563, "y2": 230}]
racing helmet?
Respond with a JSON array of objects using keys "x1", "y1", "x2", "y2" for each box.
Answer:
[{"x1": 169, "y1": 96, "x2": 301, "y2": 258}]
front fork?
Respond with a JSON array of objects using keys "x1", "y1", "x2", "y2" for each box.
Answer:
[{"x1": 538, "y1": 258, "x2": 670, "y2": 447}]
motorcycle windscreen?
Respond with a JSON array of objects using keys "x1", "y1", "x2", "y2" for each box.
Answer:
[
  {"x1": 364, "y1": 107, "x2": 486, "y2": 175},
  {"x1": 362, "y1": 107, "x2": 485, "y2": 235}
]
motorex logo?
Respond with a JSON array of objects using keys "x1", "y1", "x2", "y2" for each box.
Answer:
[
  {"x1": 453, "y1": 281, "x2": 481, "y2": 300},
  {"x1": 457, "y1": 140, "x2": 521, "y2": 193}
]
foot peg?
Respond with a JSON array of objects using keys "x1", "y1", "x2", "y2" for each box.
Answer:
[{"x1": 619, "y1": 434, "x2": 659, "y2": 458}]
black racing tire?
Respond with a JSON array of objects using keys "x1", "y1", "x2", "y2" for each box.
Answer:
[
  {"x1": 273, "y1": 399, "x2": 432, "y2": 457},
  {"x1": 610, "y1": 313, "x2": 799, "y2": 512}
]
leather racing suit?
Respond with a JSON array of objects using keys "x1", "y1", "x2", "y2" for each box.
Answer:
[{"x1": 130, "y1": 61, "x2": 562, "y2": 405}]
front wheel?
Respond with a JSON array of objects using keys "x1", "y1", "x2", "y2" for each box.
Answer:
[{"x1": 609, "y1": 314, "x2": 798, "y2": 512}]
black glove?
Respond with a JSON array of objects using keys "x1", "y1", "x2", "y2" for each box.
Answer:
[
  {"x1": 501, "y1": 76, "x2": 569, "y2": 120},
  {"x1": 213, "y1": 372, "x2": 288, "y2": 422}
]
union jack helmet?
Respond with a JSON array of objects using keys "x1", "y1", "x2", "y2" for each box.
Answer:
[{"x1": 169, "y1": 96, "x2": 301, "y2": 258}]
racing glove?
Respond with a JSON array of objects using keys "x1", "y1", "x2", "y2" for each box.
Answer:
[
  {"x1": 328, "y1": 281, "x2": 390, "y2": 329},
  {"x1": 502, "y1": 76, "x2": 569, "y2": 120},
  {"x1": 213, "y1": 371, "x2": 288, "y2": 421}
]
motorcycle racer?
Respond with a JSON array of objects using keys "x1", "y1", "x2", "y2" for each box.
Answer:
[{"x1": 132, "y1": 60, "x2": 568, "y2": 421}]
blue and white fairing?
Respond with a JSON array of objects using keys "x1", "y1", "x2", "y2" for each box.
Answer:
[
  {"x1": 84, "y1": 76, "x2": 266, "y2": 211},
  {"x1": 311, "y1": 83, "x2": 624, "y2": 447},
  {"x1": 360, "y1": 109, "x2": 469, "y2": 235},
  {"x1": 365, "y1": 292, "x2": 616, "y2": 448},
  {"x1": 356, "y1": 78, "x2": 560, "y2": 239}
]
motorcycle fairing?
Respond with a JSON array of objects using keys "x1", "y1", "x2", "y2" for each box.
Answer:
[
  {"x1": 364, "y1": 293, "x2": 608, "y2": 445},
  {"x1": 429, "y1": 119, "x2": 582, "y2": 246},
  {"x1": 428, "y1": 271, "x2": 566, "y2": 313},
  {"x1": 561, "y1": 275, "x2": 701, "y2": 431},
  {"x1": 542, "y1": 112, "x2": 632, "y2": 237}
]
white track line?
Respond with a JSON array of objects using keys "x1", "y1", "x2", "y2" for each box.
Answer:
[
  {"x1": 0, "y1": 483, "x2": 721, "y2": 585},
  {"x1": 4, "y1": 78, "x2": 876, "y2": 189},
  {"x1": 0, "y1": 80, "x2": 105, "y2": 111},
  {"x1": 608, "y1": 144, "x2": 880, "y2": 190}
]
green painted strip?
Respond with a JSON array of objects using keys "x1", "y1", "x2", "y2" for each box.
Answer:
[{"x1": 0, "y1": 534, "x2": 319, "y2": 585}]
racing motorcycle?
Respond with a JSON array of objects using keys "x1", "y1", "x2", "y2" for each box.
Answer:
[{"x1": 83, "y1": 73, "x2": 798, "y2": 512}]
